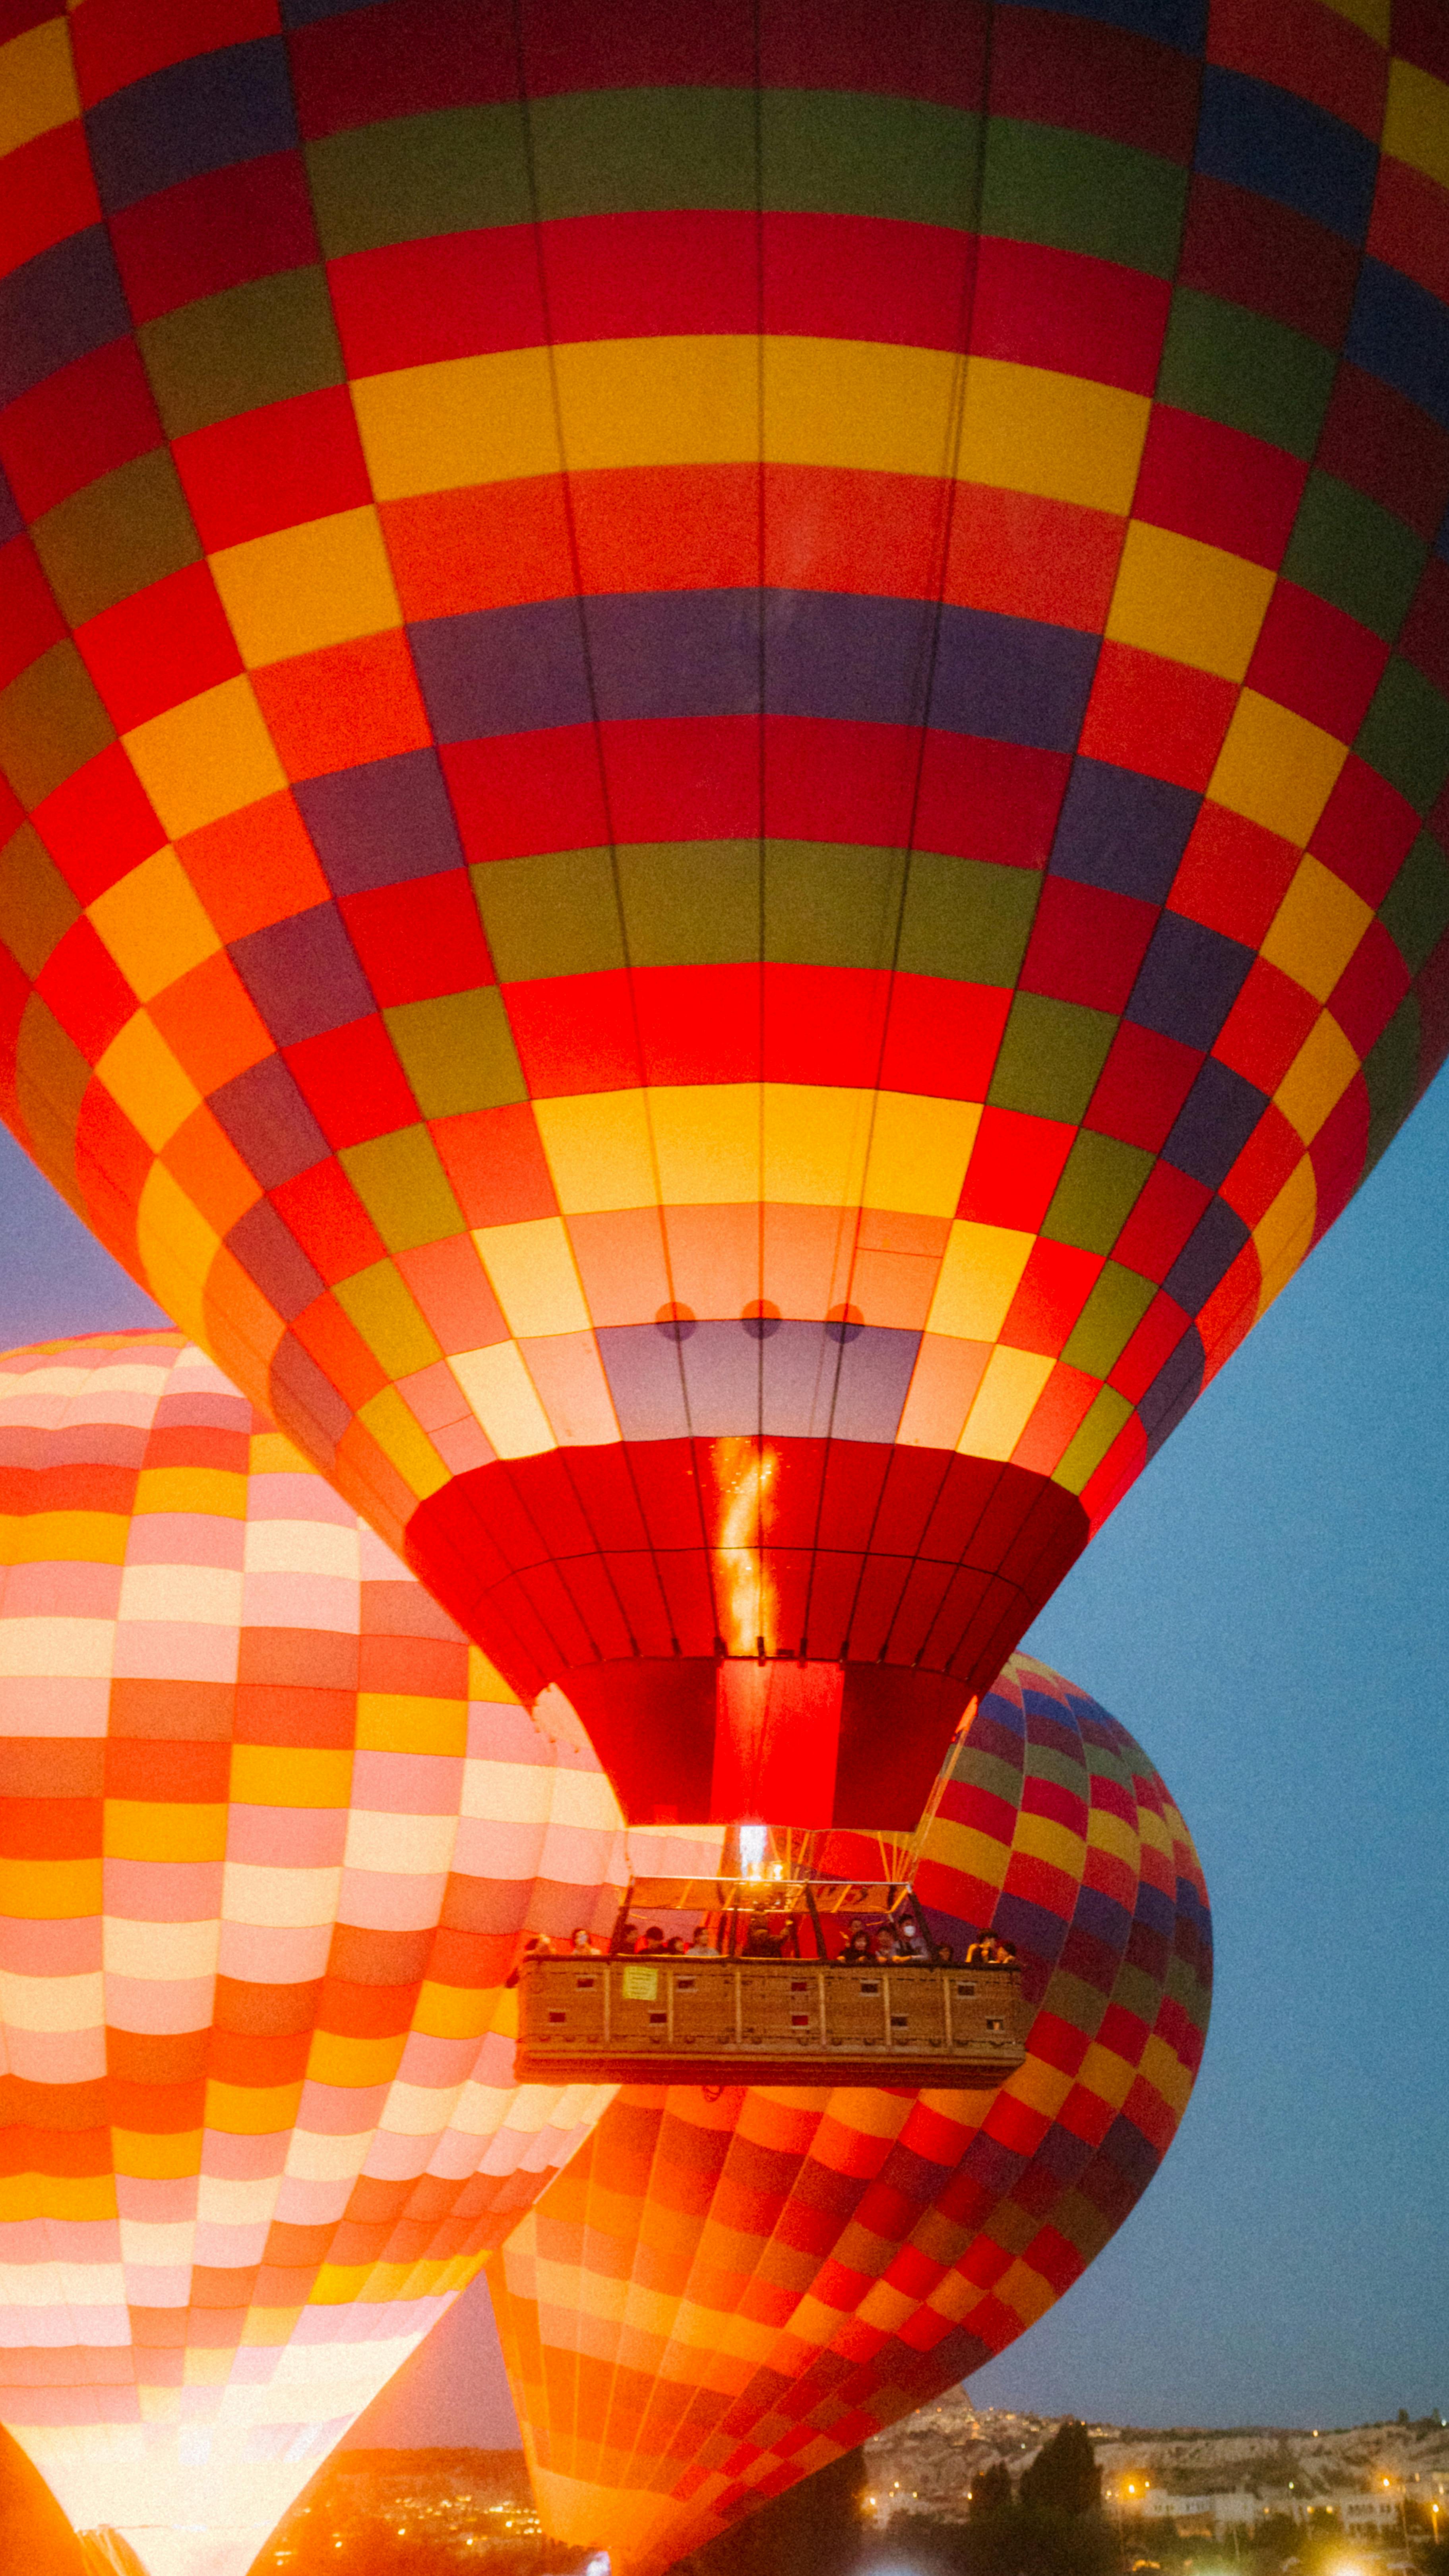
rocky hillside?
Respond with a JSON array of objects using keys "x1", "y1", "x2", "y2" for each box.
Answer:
[{"x1": 864, "y1": 2398, "x2": 1449, "y2": 2524}]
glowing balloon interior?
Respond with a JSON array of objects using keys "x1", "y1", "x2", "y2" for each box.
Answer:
[
  {"x1": 0, "y1": 1332, "x2": 716, "y2": 2576},
  {"x1": 4, "y1": 2, "x2": 1449, "y2": 1828}
]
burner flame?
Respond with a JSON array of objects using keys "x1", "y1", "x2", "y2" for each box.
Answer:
[{"x1": 713, "y1": 1436, "x2": 777, "y2": 1657}]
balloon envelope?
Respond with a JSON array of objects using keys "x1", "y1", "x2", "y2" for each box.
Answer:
[
  {"x1": 3, "y1": 2, "x2": 1449, "y2": 1819},
  {"x1": 488, "y1": 1654, "x2": 1211, "y2": 2574},
  {"x1": 0, "y1": 1331, "x2": 711, "y2": 2576}
]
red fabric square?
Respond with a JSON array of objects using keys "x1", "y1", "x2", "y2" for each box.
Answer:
[
  {"x1": 1108, "y1": 1287, "x2": 1193, "y2": 1405},
  {"x1": 1167, "y1": 802, "x2": 1299, "y2": 947},
  {"x1": 0, "y1": 338, "x2": 164, "y2": 521},
  {"x1": 1316, "y1": 363, "x2": 1449, "y2": 542},
  {"x1": 329, "y1": 226, "x2": 547, "y2": 375},
  {"x1": 1395, "y1": 555, "x2": 1449, "y2": 700},
  {"x1": 1131, "y1": 406, "x2": 1307, "y2": 567},
  {"x1": 636, "y1": 962, "x2": 757, "y2": 1086},
  {"x1": 69, "y1": 0, "x2": 279, "y2": 105},
  {"x1": 34, "y1": 746, "x2": 164, "y2": 904},
  {"x1": 1212, "y1": 957, "x2": 1320, "y2": 1091},
  {"x1": 1110, "y1": 1158, "x2": 1211, "y2": 1282},
  {"x1": 1329, "y1": 918, "x2": 1409, "y2": 1059},
  {"x1": 504, "y1": 971, "x2": 637, "y2": 1095},
  {"x1": 269, "y1": 1159, "x2": 385, "y2": 1283},
  {"x1": 1077, "y1": 644, "x2": 1236, "y2": 792},
  {"x1": 762, "y1": 964, "x2": 883, "y2": 1088},
  {"x1": 1178, "y1": 174, "x2": 1358, "y2": 349},
  {"x1": 1311, "y1": 756, "x2": 1419, "y2": 906},
  {"x1": 1219, "y1": 1101, "x2": 1302, "y2": 1226},
  {"x1": 1368, "y1": 157, "x2": 1449, "y2": 305},
  {"x1": 283, "y1": 1016, "x2": 418, "y2": 1150},
  {"x1": 957, "y1": 1106, "x2": 1074, "y2": 1228},
  {"x1": 443, "y1": 729, "x2": 610, "y2": 863},
  {"x1": 35, "y1": 919, "x2": 136, "y2": 1063},
  {"x1": 172, "y1": 387, "x2": 372, "y2": 552},
  {"x1": 0, "y1": 534, "x2": 66, "y2": 695},
  {"x1": 1019, "y1": 876, "x2": 1157, "y2": 1012},
  {"x1": 430, "y1": 1105, "x2": 559, "y2": 1227},
  {"x1": 1001, "y1": 1240, "x2": 1104, "y2": 1357},
  {"x1": 339, "y1": 871, "x2": 495, "y2": 1007},
  {"x1": 395, "y1": 1237, "x2": 507, "y2": 1352},
  {"x1": 109, "y1": 152, "x2": 320, "y2": 328},
  {"x1": 971, "y1": 236, "x2": 1168, "y2": 394},
  {"x1": 1084, "y1": 1019, "x2": 1202, "y2": 1152},
  {"x1": 0, "y1": 124, "x2": 102, "y2": 280},
  {"x1": 1207, "y1": 0, "x2": 1384, "y2": 137},
  {"x1": 877, "y1": 973, "x2": 1012, "y2": 1101},
  {"x1": 1310, "y1": 1071, "x2": 1369, "y2": 1239},
  {"x1": 1245, "y1": 582, "x2": 1389, "y2": 745},
  {"x1": 76, "y1": 561, "x2": 243, "y2": 734},
  {"x1": 912, "y1": 730, "x2": 1070, "y2": 867}
]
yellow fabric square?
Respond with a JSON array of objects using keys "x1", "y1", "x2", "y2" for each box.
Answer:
[
  {"x1": 957, "y1": 358, "x2": 1149, "y2": 515},
  {"x1": 536, "y1": 1090, "x2": 658, "y2": 1213},
  {"x1": 0, "y1": 18, "x2": 79, "y2": 155},
  {"x1": 863, "y1": 1093, "x2": 982, "y2": 1217},
  {"x1": 451, "y1": 1341, "x2": 556, "y2": 1458},
  {"x1": 1253, "y1": 1153, "x2": 1317, "y2": 1314},
  {"x1": 136, "y1": 1162, "x2": 224, "y2": 1347},
  {"x1": 135, "y1": 1466, "x2": 246, "y2": 1518},
  {"x1": 1275, "y1": 1007, "x2": 1360, "y2": 1142},
  {"x1": 652, "y1": 1083, "x2": 760, "y2": 1204},
  {"x1": 1261, "y1": 852, "x2": 1372, "y2": 1002},
  {"x1": 960, "y1": 1344, "x2": 1053, "y2": 1460},
  {"x1": 97, "y1": 1013, "x2": 200, "y2": 1151},
  {"x1": 1206, "y1": 691, "x2": 1348, "y2": 844},
  {"x1": 209, "y1": 507, "x2": 403, "y2": 667},
  {"x1": 104, "y1": 1802, "x2": 227, "y2": 1862},
  {"x1": 230, "y1": 1746, "x2": 353, "y2": 1808},
  {"x1": 357, "y1": 1693, "x2": 467, "y2": 1755},
  {"x1": 1106, "y1": 522, "x2": 1275, "y2": 681},
  {"x1": 353, "y1": 348, "x2": 556, "y2": 499},
  {"x1": 356, "y1": 1382, "x2": 451, "y2": 1496},
  {"x1": 926, "y1": 1221, "x2": 1034, "y2": 1341},
  {"x1": 123, "y1": 677, "x2": 287, "y2": 839},
  {"x1": 1324, "y1": 0, "x2": 1387, "y2": 36},
  {"x1": 762, "y1": 1082, "x2": 869, "y2": 1206},
  {"x1": 87, "y1": 846, "x2": 222, "y2": 1002},
  {"x1": 764, "y1": 339, "x2": 958, "y2": 478},
  {"x1": 560, "y1": 335, "x2": 756, "y2": 471},
  {"x1": 1385, "y1": 56, "x2": 1449, "y2": 188},
  {"x1": 475, "y1": 1217, "x2": 591, "y2": 1337}
]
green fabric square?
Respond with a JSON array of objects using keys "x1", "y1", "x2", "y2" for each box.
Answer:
[
  {"x1": 896, "y1": 854, "x2": 1038, "y2": 984},
  {"x1": 1043, "y1": 1131, "x2": 1153, "y2": 1253},
  {"x1": 1354, "y1": 660, "x2": 1449, "y2": 815},
  {"x1": 0, "y1": 642, "x2": 114, "y2": 811},
  {"x1": 472, "y1": 851, "x2": 624, "y2": 983},
  {"x1": 616, "y1": 842, "x2": 759, "y2": 966},
  {"x1": 0, "y1": 822, "x2": 79, "y2": 979},
  {"x1": 1061, "y1": 1260, "x2": 1157, "y2": 1376},
  {"x1": 531, "y1": 87, "x2": 755, "y2": 218},
  {"x1": 981, "y1": 122, "x2": 1186, "y2": 279},
  {"x1": 988, "y1": 993, "x2": 1116, "y2": 1121},
  {"x1": 339, "y1": 1125, "x2": 464, "y2": 1254},
  {"x1": 1362, "y1": 996, "x2": 1421, "y2": 1175},
  {"x1": 764, "y1": 843, "x2": 906, "y2": 970},
  {"x1": 15, "y1": 993, "x2": 90, "y2": 1205},
  {"x1": 31, "y1": 449, "x2": 201, "y2": 627},
  {"x1": 139, "y1": 269, "x2": 343, "y2": 440},
  {"x1": 333, "y1": 1260, "x2": 442, "y2": 1378},
  {"x1": 307, "y1": 106, "x2": 531, "y2": 255},
  {"x1": 763, "y1": 91, "x2": 981, "y2": 227},
  {"x1": 1056, "y1": 1382, "x2": 1133, "y2": 1494},
  {"x1": 1157, "y1": 290, "x2": 1336, "y2": 460},
  {"x1": 1281, "y1": 475, "x2": 1426, "y2": 643},
  {"x1": 1379, "y1": 832, "x2": 1449, "y2": 976},
  {"x1": 384, "y1": 987, "x2": 527, "y2": 1118}
]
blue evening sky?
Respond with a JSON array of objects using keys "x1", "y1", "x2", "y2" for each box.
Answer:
[{"x1": 1, "y1": 1084, "x2": 1445, "y2": 2441}]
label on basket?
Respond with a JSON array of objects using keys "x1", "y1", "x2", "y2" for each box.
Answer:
[{"x1": 622, "y1": 1964, "x2": 659, "y2": 2000}]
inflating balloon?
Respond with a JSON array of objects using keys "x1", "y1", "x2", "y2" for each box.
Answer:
[
  {"x1": 489, "y1": 1654, "x2": 1211, "y2": 2574},
  {"x1": 1, "y1": 20, "x2": 1442, "y2": 1800},
  {"x1": 0, "y1": 1331, "x2": 714, "y2": 2576}
]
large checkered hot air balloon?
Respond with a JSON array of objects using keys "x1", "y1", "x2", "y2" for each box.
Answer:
[
  {"x1": 0, "y1": 1330, "x2": 719, "y2": 2576},
  {"x1": 3, "y1": 1, "x2": 1447, "y2": 1829},
  {"x1": 487, "y1": 1655, "x2": 1211, "y2": 2575}
]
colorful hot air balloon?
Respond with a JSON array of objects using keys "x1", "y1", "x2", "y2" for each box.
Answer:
[
  {"x1": 0, "y1": 1329, "x2": 715, "y2": 2576},
  {"x1": 3, "y1": 1, "x2": 1448, "y2": 1831},
  {"x1": 488, "y1": 1654, "x2": 1211, "y2": 2574}
]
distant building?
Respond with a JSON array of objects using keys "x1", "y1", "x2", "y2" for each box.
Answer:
[{"x1": 1127, "y1": 2489, "x2": 1403, "y2": 2538}]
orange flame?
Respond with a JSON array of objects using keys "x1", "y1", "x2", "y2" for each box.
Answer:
[{"x1": 712, "y1": 1436, "x2": 777, "y2": 1657}]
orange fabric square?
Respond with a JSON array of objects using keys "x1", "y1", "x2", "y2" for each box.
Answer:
[
  {"x1": 177, "y1": 792, "x2": 329, "y2": 944},
  {"x1": 382, "y1": 475, "x2": 576, "y2": 619},
  {"x1": 250, "y1": 631, "x2": 430, "y2": 781},
  {"x1": 161, "y1": 1100, "x2": 265, "y2": 1236},
  {"x1": 945, "y1": 484, "x2": 1124, "y2": 633},
  {"x1": 148, "y1": 950, "x2": 273, "y2": 1097}
]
